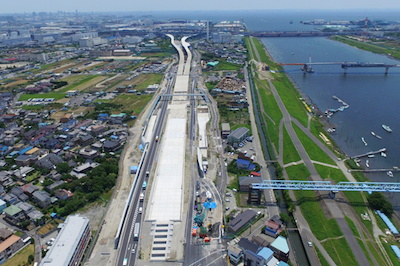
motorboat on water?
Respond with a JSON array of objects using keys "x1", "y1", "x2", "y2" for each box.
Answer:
[
  {"x1": 381, "y1": 152, "x2": 387, "y2": 158},
  {"x1": 371, "y1": 131, "x2": 382, "y2": 139},
  {"x1": 382, "y1": 124, "x2": 393, "y2": 133},
  {"x1": 366, "y1": 160, "x2": 370, "y2": 168},
  {"x1": 361, "y1": 137, "x2": 367, "y2": 146},
  {"x1": 387, "y1": 171, "x2": 394, "y2": 178}
]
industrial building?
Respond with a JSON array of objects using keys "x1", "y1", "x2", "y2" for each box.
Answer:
[
  {"x1": 227, "y1": 127, "x2": 249, "y2": 145},
  {"x1": 40, "y1": 215, "x2": 91, "y2": 266},
  {"x1": 221, "y1": 123, "x2": 231, "y2": 139},
  {"x1": 228, "y1": 209, "x2": 257, "y2": 234}
]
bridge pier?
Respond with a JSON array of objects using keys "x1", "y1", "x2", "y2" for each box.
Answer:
[{"x1": 329, "y1": 191, "x2": 337, "y2": 199}]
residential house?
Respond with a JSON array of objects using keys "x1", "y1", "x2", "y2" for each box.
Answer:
[
  {"x1": 2, "y1": 194, "x2": 19, "y2": 205},
  {"x1": 0, "y1": 171, "x2": 13, "y2": 187},
  {"x1": 60, "y1": 113, "x2": 73, "y2": 123},
  {"x1": 32, "y1": 190, "x2": 51, "y2": 208},
  {"x1": 0, "y1": 235, "x2": 24, "y2": 262},
  {"x1": 0, "y1": 229, "x2": 12, "y2": 242},
  {"x1": 238, "y1": 238, "x2": 260, "y2": 255},
  {"x1": 264, "y1": 219, "x2": 284, "y2": 238},
  {"x1": 46, "y1": 180, "x2": 65, "y2": 191},
  {"x1": 14, "y1": 154, "x2": 38, "y2": 166},
  {"x1": 236, "y1": 159, "x2": 253, "y2": 170},
  {"x1": 103, "y1": 140, "x2": 121, "y2": 152},
  {"x1": 243, "y1": 249, "x2": 265, "y2": 266},
  {"x1": 21, "y1": 183, "x2": 39, "y2": 197},
  {"x1": 90, "y1": 125, "x2": 107, "y2": 136},
  {"x1": 35, "y1": 153, "x2": 63, "y2": 169},
  {"x1": 221, "y1": 123, "x2": 231, "y2": 139},
  {"x1": 239, "y1": 176, "x2": 262, "y2": 192},
  {"x1": 228, "y1": 245, "x2": 243, "y2": 265},
  {"x1": 78, "y1": 135, "x2": 93, "y2": 147},
  {"x1": 0, "y1": 200, "x2": 6, "y2": 213},
  {"x1": 15, "y1": 202, "x2": 34, "y2": 214},
  {"x1": 79, "y1": 148, "x2": 99, "y2": 159},
  {"x1": 13, "y1": 166, "x2": 35, "y2": 179},
  {"x1": 252, "y1": 235, "x2": 270, "y2": 248},
  {"x1": 3, "y1": 205, "x2": 25, "y2": 224},
  {"x1": 55, "y1": 189, "x2": 73, "y2": 200},
  {"x1": 27, "y1": 210, "x2": 44, "y2": 224},
  {"x1": 270, "y1": 236, "x2": 290, "y2": 262}
]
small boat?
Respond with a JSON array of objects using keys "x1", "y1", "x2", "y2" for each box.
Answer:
[
  {"x1": 371, "y1": 131, "x2": 382, "y2": 139},
  {"x1": 368, "y1": 154, "x2": 375, "y2": 158},
  {"x1": 381, "y1": 152, "x2": 387, "y2": 158},
  {"x1": 366, "y1": 160, "x2": 370, "y2": 168},
  {"x1": 382, "y1": 124, "x2": 393, "y2": 133},
  {"x1": 387, "y1": 171, "x2": 394, "y2": 178},
  {"x1": 361, "y1": 137, "x2": 367, "y2": 146}
]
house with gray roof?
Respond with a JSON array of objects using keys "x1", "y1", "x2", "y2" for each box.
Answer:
[
  {"x1": 229, "y1": 210, "x2": 257, "y2": 234},
  {"x1": 239, "y1": 176, "x2": 262, "y2": 192},
  {"x1": 32, "y1": 190, "x2": 51, "y2": 208}
]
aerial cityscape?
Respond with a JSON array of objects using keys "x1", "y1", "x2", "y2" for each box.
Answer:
[{"x1": 0, "y1": 3, "x2": 400, "y2": 266}]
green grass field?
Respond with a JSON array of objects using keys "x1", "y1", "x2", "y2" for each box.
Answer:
[
  {"x1": 4, "y1": 244, "x2": 34, "y2": 266},
  {"x1": 314, "y1": 164, "x2": 347, "y2": 183},
  {"x1": 322, "y1": 238, "x2": 359, "y2": 266},
  {"x1": 19, "y1": 92, "x2": 66, "y2": 101},
  {"x1": 292, "y1": 122, "x2": 336, "y2": 165},
  {"x1": 282, "y1": 126, "x2": 301, "y2": 164},
  {"x1": 111, "y1": 94, "x2": 152, "y2": 115},
  {"x1": 132, "y1": 73, "x2": 163, "y2": 90},
  {"x1": 213, "y1": 59, "x2": 243, "y2": 71}
]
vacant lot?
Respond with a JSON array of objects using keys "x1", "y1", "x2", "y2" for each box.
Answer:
[
  {"x1": 58, "y1": 75, "x2": 107, "y2": 92},
  {"x1": 3, "y1": 79, "x2": 29, "y2": 88},
  {"x1": 131, "y1": 73, "x2": 163, "y2": 90},
  {"x1": 111, "y1": 94, "x2": 153, "y2": 115}
]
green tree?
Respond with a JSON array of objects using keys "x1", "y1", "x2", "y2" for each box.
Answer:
[
  {"x1": 56, "y1": 162, "x2": 70, "y2": 174},
  {"x1": 367, "y1": 192, "x2": 394, "y2": 217},
  {"x1": 28, "y1": 254, "x2": 34, "y2": 264}
]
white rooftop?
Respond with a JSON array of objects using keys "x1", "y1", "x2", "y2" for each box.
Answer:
[{"x1": 40, "y1": 215, "x2": 90, "y2": 266}]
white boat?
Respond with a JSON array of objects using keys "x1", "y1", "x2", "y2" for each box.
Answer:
[
  {"x1": 371, "y1": 131, "x2": 382, "y2": 139},
  {"x1": 387, "y1": 171, "x2": 394, "y2": 178},
  {"x1": 382, "y1": 124, "x2": 393, "y2": 133},
  {"x1": 366, "y1": 160, "x2": 370, "y2": 168},
  {"x1": 381, "y1": 152, "x2": 387, "y2": 158},
  {"x1": 368, "y1": 154, "x2": 375, "y2": 158},
  {"x1": 361, "y1": 137, "x2": 367, "y2": 146}
]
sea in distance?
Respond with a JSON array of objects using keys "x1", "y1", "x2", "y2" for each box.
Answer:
[{"x1": 142, "y1": 9, "x2": 400, "y2": 208}]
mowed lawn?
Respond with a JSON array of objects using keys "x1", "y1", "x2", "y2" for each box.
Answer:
[
  {"x1": 19, "y1": 93, "x2": 66, "y2": 101},
  {"x1": 4, "y1": 244, "x2": 34, "y2": 266}
]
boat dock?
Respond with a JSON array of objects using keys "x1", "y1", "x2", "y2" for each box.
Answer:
[
  {"x1": 324, "y1": 95, "x2": 349, "y2": 118},
  {"x1": 348, "y1": 168, "x2": 399, "y2": 173},
  {"x1": 350, "y1": 148, "x2": 387, "y2": 159}
]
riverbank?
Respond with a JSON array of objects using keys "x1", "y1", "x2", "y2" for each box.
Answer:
[
  {"x1": 331, "y1": 35, "x2": 400, "y2": 60},
  {"x1": 248, "y1": 36, "x2": 399, "y2": 266}
]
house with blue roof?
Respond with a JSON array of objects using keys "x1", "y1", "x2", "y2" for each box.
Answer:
[
  {"x1": 236, "y1": 158, "x2": 251, "y2": 170},
  {"x1": 97, "y1": 113, "x2": 109, "y2": 121},
  {"x1": 270, "y1": 236, "x2": 290, "y2": 262}
]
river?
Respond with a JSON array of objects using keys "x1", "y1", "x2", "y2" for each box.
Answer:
[{"x1": 254, "y1": 35, "x2": 400, "y2": 214}]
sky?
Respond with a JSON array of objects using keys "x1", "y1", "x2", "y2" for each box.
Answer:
[{"x1": 1, "y1": 0, "x2": 400, "y2": 14}]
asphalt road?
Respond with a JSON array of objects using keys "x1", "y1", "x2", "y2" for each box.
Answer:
[{"x1": 115, "y1": 75, "x2": 173, "y2": 266}]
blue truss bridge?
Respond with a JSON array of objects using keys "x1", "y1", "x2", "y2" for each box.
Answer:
[{"x1": 251, "y1": 180, "x2": 400, "y2": 193}]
